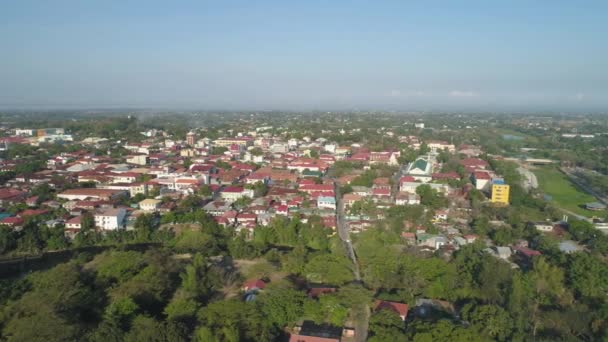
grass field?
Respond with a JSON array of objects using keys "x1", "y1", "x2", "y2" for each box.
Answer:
[{"x1": 534, "y1": 166, "x2": 596, "y2": 217}]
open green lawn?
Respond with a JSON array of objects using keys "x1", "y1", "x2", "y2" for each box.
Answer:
[{"x1": 534, "y1": 166, "x2": 597, "y2": 218}]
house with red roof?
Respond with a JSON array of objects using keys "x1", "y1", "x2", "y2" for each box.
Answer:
[
  {"x1": 460, "y1": 158, "x2": 489, "y2": 173},
  {"x1": 318, "y1": 154, "x2": 336, "y2": 164},
  {"x1": 18, "y1": 209, "x2": 49, "y2": 218},
  {"x1": 347, "y1": 152, "x2": 370, "y2": 162},
  {"x1": 370, "y1": 150, "x2": 400, "y2": 165},
  {"x1": 288, "y1": 158, "x2": 329, "y2": 173},
  {"x1": 289, "y1": 321, "x2": 342, "y2": 342},
  {"x1": 245, "y1": 173, "x2": 269, "y2": 185},
  {"x1": 275, "y1": 205, "x2": 289, "y2": 216},
  {"x1": 236, "y1": 213, "x2": 257, "y2": 224},
  {"x1": 432, "y1": 172, "x2": 461, "y2": 181},
  {"x1": 1, "y1": 216, "x2": 24, "y2": 228},
  {"x1": 0, "y1": 188, "x2": 27, "y2": 206},
  {"x1": 374, "y1": 300, "x2": 409, "y2": 321},
  {"x1": 242, "y1": 279, "x2": 267, "y2": 292},
  {"x1": 26, "y1": 196, "x2": 39, "y2": 207},
  {"x1": 372, "y1": 177, "x2": 391, "y2": 190},
  {"x1": 307, "y1": 285, "x2": 337, "y2": 299},
  {"x1": 299, "y1": 184, "x2": 334, "y2": 194},
  {"x1": 472, "y1": 171, "x2": 491, "y2": 191},
  {"x1": 371, "y1": 188, "x2": 391, "y2": 202},
  {"x1": 65, "y1": 216, "x2": 82, "y2": 230},
  {"x1": 343, "y1": 193, "x2": 362, "y2": 208},
  {"x1": 513, "y1": 246, "x2": 542, "y2": 259}
]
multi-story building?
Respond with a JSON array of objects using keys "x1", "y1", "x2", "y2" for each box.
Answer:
[
  {"x1": 94, "y1": 208, "x2": 126, "y2": 230},
  {"x1": 186, "y1": 131, "x2": 196, "y2": 146},
  {"x1": 490, "y1": 179, "x2": 510, "y2": 205}
]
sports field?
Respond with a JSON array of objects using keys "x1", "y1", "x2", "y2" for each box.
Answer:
[{"x1": 534, "y1": 166, "x2": 596, "y2": 218}]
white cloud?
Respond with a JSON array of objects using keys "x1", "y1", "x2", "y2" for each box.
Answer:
[{"x1": 448, "y1": 90, "x2": 479, "y2": 98}]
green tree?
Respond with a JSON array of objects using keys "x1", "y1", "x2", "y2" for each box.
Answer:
[
  {"x1": 181, "y1": 253, "x2": 218, "y2": 301},
  {"x1": 567, "y1": 253, "x2": 608, "y2": 299},
  {"x1": 369, "y1": 308, "x2": 406, "y2": 341},
  {"x1": 0, "y1": 225, "x2": 16, "y2": 254},
  {"x1": 259, "y1": 287, "x2": 306, "y2": 327},
  {"x1": 462, "y1": 304, "x2": 514, "y2": 341},
  {"x1": 304, "y1": 254, "x2": 353, "y2": 285}
]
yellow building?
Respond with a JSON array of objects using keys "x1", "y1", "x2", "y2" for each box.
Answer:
[{"x1": 491, "y1": 182, "x2": 510, "y2": 205}]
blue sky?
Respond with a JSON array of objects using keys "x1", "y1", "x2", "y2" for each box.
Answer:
[{"x1": 1, "y1": 1, "x2": 607, "y2": 111}]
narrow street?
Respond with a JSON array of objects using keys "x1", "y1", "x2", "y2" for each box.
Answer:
[
  {"x1": 332, "y1": 179, "x2": 368, "y2": 341},
  {"x1": 334, "y1": 184, "x2": 361, "y2": 281}
]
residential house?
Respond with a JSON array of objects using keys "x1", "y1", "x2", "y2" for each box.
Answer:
[
  {"x1": 472, "y1": 171, "x2": 491, "y2": 191},
  {"x1": 531, "y1": 221, "x2": 554, "y2": 232},
  {"x1": 242, "y1": 278, "x2": 267, "y2": 292},
  {"x1": 203, "y1": 200, "x2": 232, "y2": 216},
  {"x1": 374, "y1": 300, "x2": 409, "y2": 321},
  {"x1": 485, "y1": 246, "x2": 513, "y2": 259},
  {"x1": 1, "y1": 216, "x2": 24, "y2": 228},
  {"x1": 343, "y1": 193, "x2": 362, "y2": 208},
  {"x1": 416, "y1": 233, "x2": 447, "y2": 250},
  {"x1": 289, "y1": 321, "x2": 342, "y2": 342},
  {"x1": 0, "y1": 188, "x2": 27, "y2": 207},
  {"x1": 57, "y1": 188, "x2": 127, "y2": 201},
  {"x1": 395, "y1": 192, "x2": 420, "y2": 205}
]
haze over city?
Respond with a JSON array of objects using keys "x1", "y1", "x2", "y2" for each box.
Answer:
[{"x1": 1, "y1": 1, "x2": 607, "y2": 111}]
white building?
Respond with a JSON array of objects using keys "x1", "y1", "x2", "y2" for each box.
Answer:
[
  {"x1": 94, "y1": 208, "x2": 127, "y2": 230},
  {"x1": 220, "y1": 187, "x2": 254, "y2": 202},
  {"x1": 399, "y1": 180, "x2": 448, "y2": 194},
  {"x1": 472, "y1": 171, "x2": 491, "y2": 191},
  {"x1": 15, "y1": 129, "x2": 35, "y2": 136},
  {"x1": 533, "y1": 222, "x2": 554, "y2": 232},
  {"x1": 317, "y1": 196, "x2": 337, "y2": 210},
  {"x1": 395, "y1": 192, "x2": 420, "y2": 205},
  {"x1": 427, "y1": 141, "x2": 455, "y2": 153},
  {"x1": 405, "y1": 158, "x2": 433, "y2": 183},
  {"x1": 126, "y1": 155, "x2": 148, "y2": 166},
  {"x1": 139, "y1": 199, "x2": 161, "y2": 212}
]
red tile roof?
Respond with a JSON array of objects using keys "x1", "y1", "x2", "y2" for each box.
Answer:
[
  {"x1": 222, "y1": 186, "x2": 244, "y2": 193},
  {"x1": 460, "y1": 158, "x2": 489, "y2": 168},
  {"x1": 432, "y1": 172, "x2": 461, "y2": 180},
  {"x1": 1, "y1": 217, "x2": 24, "y2": 225},
  {"x1": 473, "y1": 171, "x2": 491, "y2": 180},
  {"x1": 299, "y1": 184, "x2": 334, "y2": 192},
  {"x1": 372, "y1": 188, "x2": 391, "y2": 196},
  {"x1": 374, "y1": 300, "x2": 409, "y2": 318},
  {"x1": 243, "y1": 279, "x2": 266, "y2": 290}
]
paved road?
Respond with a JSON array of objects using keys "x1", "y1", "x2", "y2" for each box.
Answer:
[
  {"x1": 334, "y1": 183, "x2": 361, "y2": 281},
  {"x1": 333, "y1": 179, "x2": 367, "y2": 341}
]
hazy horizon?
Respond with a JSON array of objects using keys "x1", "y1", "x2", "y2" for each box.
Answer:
[{"x1": 2, "y1": 1, "x2": 607, "y2": 111}]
